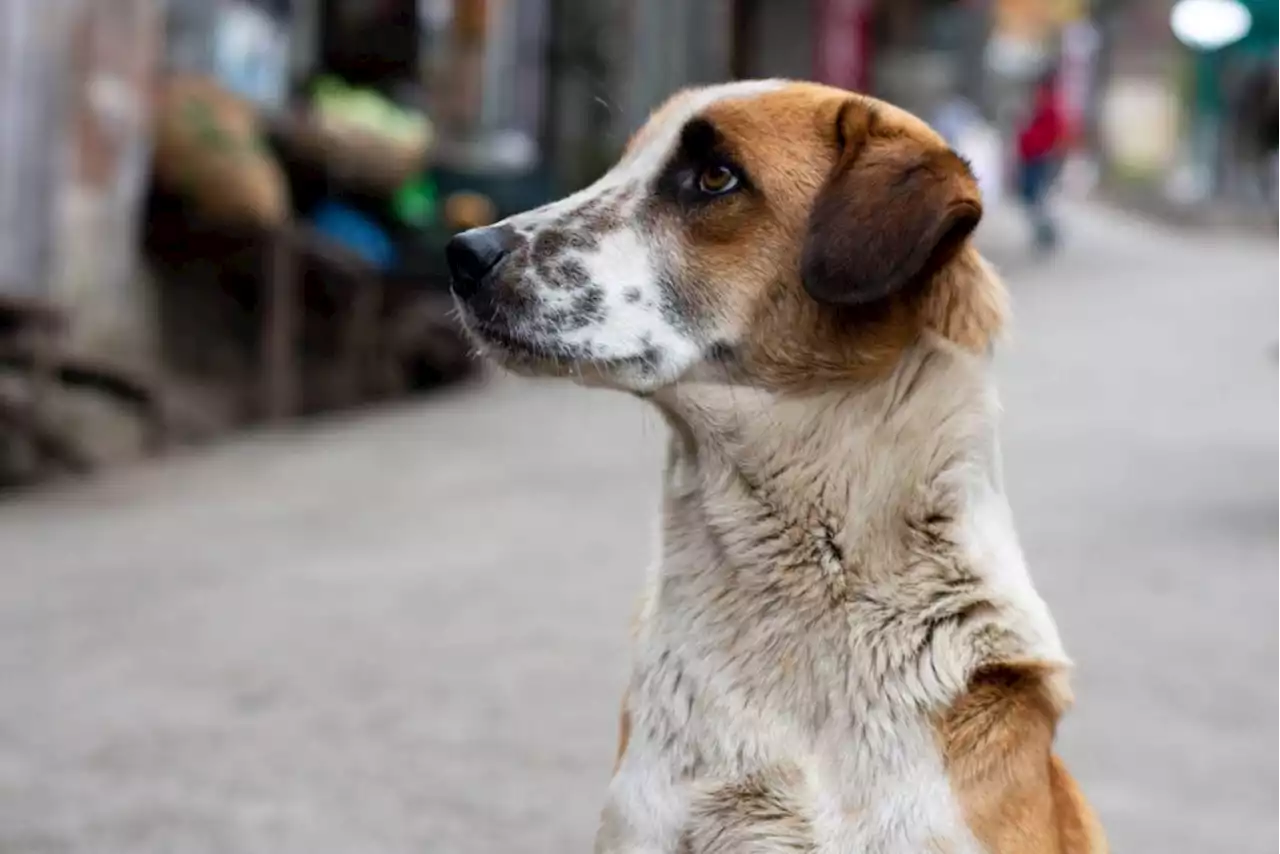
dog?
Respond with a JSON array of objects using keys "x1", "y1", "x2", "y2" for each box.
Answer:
[{"x1": 446, "y1": 80, "x2": 1106, "y2": 854}]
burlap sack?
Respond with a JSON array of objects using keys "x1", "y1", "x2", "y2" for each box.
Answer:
[
  {"x1": 278, "y1": 112, "x2": 428, "y2": 194},
  {"x1": 152, "y1": 76, "x2": 289, "y2": 228}
]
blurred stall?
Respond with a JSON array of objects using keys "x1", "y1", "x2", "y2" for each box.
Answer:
[
  {"x1": 2, "y1": 0, "x2": 577, "y2": 485},
  {"x1": 1175, "y1": 0, "x2": 1277, "y2": 209},
  {"x1": 1091, "y1": 0, "x2": 1277, "y2": 219},
  {"x1": 0, "y1": 0, "x2": 712, "y2": 483},
  {"x1": 143, "y1": 0, "x2": 486, "y2": 433}
]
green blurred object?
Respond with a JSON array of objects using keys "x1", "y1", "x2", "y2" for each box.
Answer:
[
  {"x1": 392, "y1": 175, "x2": 438, "y2": 227},
  {"x1": 1187, "y1": 0, "x2": 1277, "y2": 119},
  {"x1": 310, "y1": 75, "x2": 432, "y2": 147},
  {"x1": 1235, "y1": 0, "x2": 1278, "y2": 56}
]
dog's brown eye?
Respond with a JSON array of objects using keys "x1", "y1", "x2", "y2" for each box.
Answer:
[{"x1": 697, "y1": 165, "x2": 739, "y2": 195}]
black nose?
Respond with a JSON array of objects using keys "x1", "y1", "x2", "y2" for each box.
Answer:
[{"x1": 446, "y1": 227, "x2": 511, "y2": 298}]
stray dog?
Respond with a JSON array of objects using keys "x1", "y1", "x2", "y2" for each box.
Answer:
[{"x1": 446, "y1": 81, "x2": 1106, "y2": 854}]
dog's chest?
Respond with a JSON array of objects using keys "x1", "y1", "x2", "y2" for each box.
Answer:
[
  {"x1": 648, "y1": 484, "x2": 1007, "y2": 729},
  {"x1": 599, "y1": 406, "x2": 1060, "y2": 852},
  {"x1": 605, "y1": 565, "x2": 995, "y2": 853},
  {"x1": 607, "y1": 655, "x2": 982, "y2": 854}
]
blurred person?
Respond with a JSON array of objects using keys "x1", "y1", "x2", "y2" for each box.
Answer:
[{"x1": 1015, "y1": 69, "x2": 1066, "y2": 252}]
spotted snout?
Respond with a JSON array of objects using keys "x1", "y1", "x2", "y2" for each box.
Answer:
[
  {"x1": 445, "y1": 224, "x2": 540, "y2": 341},
  {"x1": 446, "y1": 185, "x2": 703, "y2": 390},
  {"x1": 446, "y1": 221, "x2": 608, "y2": 345}
]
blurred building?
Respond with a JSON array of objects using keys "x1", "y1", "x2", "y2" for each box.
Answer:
[
  {"x1": 0, "y1": 0, "x2": 161, "y2": 360},
  {"x1": 734, "y1": 0, "x2": 993, "y2": 119},
  {"x1": 1172, "y1": 0, "x2": 1276, "y2": 209},
  {"x1": 528, "y1": 0, "x2": 1046, "y2": 190},
  {"x1": 0, "y1": 0, "x2": 66, "y2": 301},
  {"x1": 0, "y1": 0, "x2": 1272, "y2": 337},
  {"x1": 1092, "y1": 0, "x2": 1276, "y2": 213}
]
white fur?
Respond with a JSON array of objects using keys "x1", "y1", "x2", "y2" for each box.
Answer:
[{"x1": 597, "y1": 338, "x2": 1068, "y2": 853}]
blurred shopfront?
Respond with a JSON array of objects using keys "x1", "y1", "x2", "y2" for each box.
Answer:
[
  {"x1": 0, "y1": 0, "x2": 165, "y2": 483},
  {"x1": 0, "y1": 0, "x2": 161, "y2": 354},
  {"x1": 1177, "y1": 0, "x2": 1277, "y2": 208},
  {"x1": 733, "y1": 0, "x2": 989, "y2": 118},
  {"x1": 731, "y1": 0, "x2": 1072, "y2": 207},
  {"x1": 733, "y1": 0, "x2": 1084, "y2": 120},
  {"x1": 1092, "y1": 0, "x2": 1276, "y2": 213},
  {"x1": 0, "y1": 0, "x2": 742, "y2": 481}
]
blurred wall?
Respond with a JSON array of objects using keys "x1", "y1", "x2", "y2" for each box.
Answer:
[
  {"x1": 620, "y1": 0, "x2": 733, "y2": 134},
  {"x1": 54, "y1": 0, "x2": 162, "y2": 363},
  {"x1": 735, "y1": 0, "x2": 815, "y2": 80},
  {"x1": 0, "y1": 0, "x2": 160, "y2": 362},
  {"x1": 1092, "y1": 0, "x2": 1180, "y2": 179},
  {"x1": 544, "y1": 0, "x2": 732, "y2": 190},
  {"x1": 0, "y1": 0, "x2": 68, "y2": 297},
  {"x1": 732, "y1": 0, "x2": 991, "y2": 119}
]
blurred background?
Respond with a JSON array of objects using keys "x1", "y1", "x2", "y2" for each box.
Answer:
[{"x1": 0, "y1": 0, "x2": 1275, "y2": 852}]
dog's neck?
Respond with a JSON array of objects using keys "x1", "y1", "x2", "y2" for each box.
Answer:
[
  {"x1": 645, "y1": 334, "x2": 1067, "y2": 711},
  {"x1": 655, "y1": 335, "x2": 1003, "y2": 557},
  {"x1": 661, "y1": 337, "x2": 1000, "y2": 544}
]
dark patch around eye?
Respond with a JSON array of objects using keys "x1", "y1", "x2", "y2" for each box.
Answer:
[{"x1": 653, "y1": 117, "x2": 752, "y2": 207}]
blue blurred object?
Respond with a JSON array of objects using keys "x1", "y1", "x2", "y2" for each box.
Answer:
[{"x1": 309, "y1": 201, "x2": 397, "y2": 271}]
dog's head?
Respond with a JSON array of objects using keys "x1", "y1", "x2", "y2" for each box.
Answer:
[{"x1": 448, "y1": 81, "x2": 1003, "y2": 392}]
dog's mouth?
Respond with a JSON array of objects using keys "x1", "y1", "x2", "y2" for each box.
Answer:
[
  {"x1": 465, "y1": 319, "x2": 545, "y2": 359},
  {"x1": 460, "y1": 315, "x2": 661, "y2": 381}
]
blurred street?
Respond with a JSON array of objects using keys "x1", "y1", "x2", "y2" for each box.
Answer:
[{"x1": 0, "y1": 200, "x2": 1275, "y2": 854}]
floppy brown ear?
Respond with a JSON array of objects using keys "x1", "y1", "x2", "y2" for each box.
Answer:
[{"x1": 802, "y1": 110, "x2": 983, "y2": 306}]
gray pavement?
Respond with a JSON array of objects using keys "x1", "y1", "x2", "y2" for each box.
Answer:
[{"x1": 0, "y1": 203, "x2": 1275, "y2": 854}]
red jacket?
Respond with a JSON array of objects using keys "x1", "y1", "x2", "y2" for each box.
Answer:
[{"x1": 1018, "y1": 88, "x2": 1064, "y2": 161}]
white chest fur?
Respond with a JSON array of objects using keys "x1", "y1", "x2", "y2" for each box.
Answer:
[{"x1": 596, "y1": 342, "x2": 1067, "y2": 854}]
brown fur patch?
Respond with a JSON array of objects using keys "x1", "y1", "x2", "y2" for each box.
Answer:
[
  {"x1": 919, "y1": 247, "x2": 1008, "y2": 353},
  {"x1": 654, "y1": 84, "x2": 1003, "y2": 393},
  {"x1": 939, "y1": 662, "x2": 1106, "y2": 853},
  {"x1": 1050, "y1": 754, "x2": 1109, "y2": 853}
]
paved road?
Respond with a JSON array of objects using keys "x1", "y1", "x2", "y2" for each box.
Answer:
[{"x1": 1, "y1": 204, "x2": 1275, "y2": 854}]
